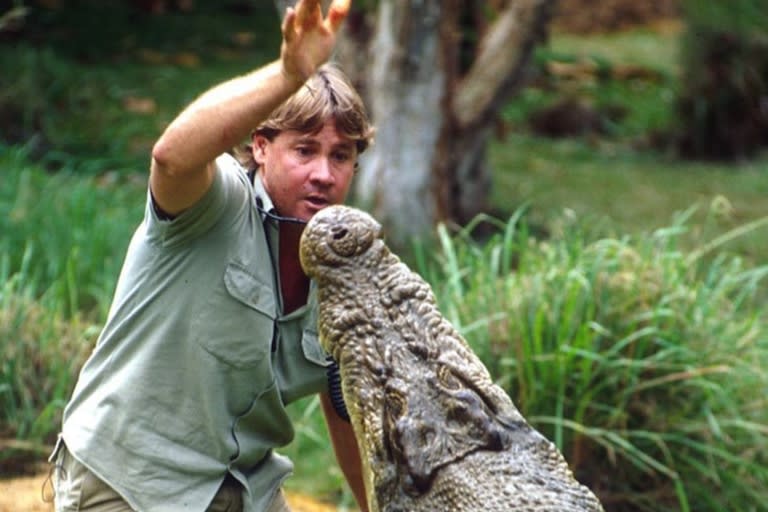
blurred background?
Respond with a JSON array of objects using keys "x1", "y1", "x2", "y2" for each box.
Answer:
[{"x1": 1, "y1": 1, "x2": 766, "y2": 511}]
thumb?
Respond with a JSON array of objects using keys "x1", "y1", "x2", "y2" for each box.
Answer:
[{"x1": 282, "y1": 7, "x2": 297, "y2": 43}]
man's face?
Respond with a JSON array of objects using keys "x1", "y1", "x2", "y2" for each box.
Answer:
[{"x1": 253, "y1": 119, "x2": 357, "y2": 222}]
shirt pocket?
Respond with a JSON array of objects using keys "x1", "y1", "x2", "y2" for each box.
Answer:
[
  {"x1": 193, "y1": 262, "x2": 276, "y2": 369},
  {"x1": 301, "y1": 329, "x2": 330, "y2": 367}
]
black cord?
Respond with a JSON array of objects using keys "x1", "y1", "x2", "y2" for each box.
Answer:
[
  {"x1": 256, "y1": 201, "x2": 308, "y2": 226},
  {"x1": 249, "y1": 169, "x2": 347, "y2": 420},
  {"x1": 249, "y1": 169, "x2": 308, "y2": 226},
  {"x1": 326, "y1": 355, "x2": 350, "y2": 422}
]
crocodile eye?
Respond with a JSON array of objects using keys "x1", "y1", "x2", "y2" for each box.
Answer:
[
  {"x1": 329, "y1": 225, "x2": 358, "y2": 257},
  {"x1": 437, "y1": 365, "x2": 462, "y2": 391}
]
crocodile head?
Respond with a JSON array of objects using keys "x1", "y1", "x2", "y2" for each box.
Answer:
[
  {"x1": 300, "y1": 206, "x2": 520, "y2": 502},
  {"x1": 300, "y1": 205, "x2": 604, "y2": 512},
  {"x1": 299, "y1": 204, "x2": 385, "y2": 283}
]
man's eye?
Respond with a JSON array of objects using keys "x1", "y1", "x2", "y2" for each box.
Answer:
[
  {"x1": 296, "y1": 146, "x2": 313, "y2": 156},
  {"x1": 333, "y1": 152, "x2": 352, "y2": 163}
]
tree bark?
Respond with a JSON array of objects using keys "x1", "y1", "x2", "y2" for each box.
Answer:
[
  {"x1": 437, "y1": 0, "x2": 554, "y2": 228},
  {"x1": 354, "y1": 0, "x2": 446, "y2": 244},
  {"x1": 356, "y1": 0, "x2": 554, "y2": 246}
]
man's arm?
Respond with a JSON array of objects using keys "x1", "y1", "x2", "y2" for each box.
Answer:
[
  {"x1": 149, "y1": 0, "x2": 351, "y2": 216},
  {"x1": 320, "y1": 393, "x2": 369, "y2": 512}
]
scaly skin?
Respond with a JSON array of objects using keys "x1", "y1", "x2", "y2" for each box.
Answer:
[{"x1": 300, "y1": 205, "x2": 604, "y2": 512}]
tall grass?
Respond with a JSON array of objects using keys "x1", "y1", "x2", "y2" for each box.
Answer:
[
  {"x1": 412, "y1": 208, "x2": 768, "y2": 511},
  {"x1": 1, "y1": 148, "x2": 144, "y2": 462},
  {"x1": 0, "y1": 255, "x2": 99, "y2": 450},
  {"x1": 0, "y1": 145, "x2": 145, "y2": 315},
  {"x1": 282, "y1": 395, "x2": 359, "y2": 510}
]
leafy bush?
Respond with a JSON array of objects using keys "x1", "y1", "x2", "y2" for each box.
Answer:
[{"x1": 415, "y1": 208, "x2": 768, "y2": 512}]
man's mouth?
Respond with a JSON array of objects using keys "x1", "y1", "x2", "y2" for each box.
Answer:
[{"x1": 305, "y1": 195, "x2": 329, "y2": 208}]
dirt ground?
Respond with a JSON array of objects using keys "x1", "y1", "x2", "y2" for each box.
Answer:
[{"x1": 0, "y1": 471, "x2": 339, "y2": 512}]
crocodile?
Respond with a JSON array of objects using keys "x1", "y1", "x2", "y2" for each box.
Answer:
[{"x1": 300, "y1": 205, "x2": 604, "y2": 512}]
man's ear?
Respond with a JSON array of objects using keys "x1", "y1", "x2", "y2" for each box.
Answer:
[{"x1": 251, "y1": 134, "x2": 268, "y2": 167}]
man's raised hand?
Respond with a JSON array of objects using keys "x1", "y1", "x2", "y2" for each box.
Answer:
[{"x1": 281, "y1": 0, "x2": 351, "y2": 84}]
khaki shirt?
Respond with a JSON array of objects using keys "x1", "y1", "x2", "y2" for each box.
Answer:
[{"x1": 61, "y1": 154, "x2": 330, "y2": 511}]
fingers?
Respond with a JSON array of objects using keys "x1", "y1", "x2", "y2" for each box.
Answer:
[
  {"x1": 326, "y1": 0, "x2": 351, "y2": 33},
  {"x1": 295, "y1": 0, "x2": 322, "y2": 30},
  {"x1": 283, "y1": 0, "x2": 350, "y2": 53}
]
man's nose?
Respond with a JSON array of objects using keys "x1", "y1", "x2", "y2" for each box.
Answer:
[{"x1": 309, "y1": 157, "x2": 335, "y2": 185}]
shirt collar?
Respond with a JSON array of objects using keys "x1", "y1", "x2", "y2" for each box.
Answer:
[{"x1": 251, "y1": 172, "x2": 277, "y2": 222}]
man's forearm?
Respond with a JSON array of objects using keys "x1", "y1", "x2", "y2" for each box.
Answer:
[
  {"x1": 320, "y1": 393, "x2": 369, "y2": 511},
  {"x1": 151, "y1": 60, "x2": 301, "y2": 177}
]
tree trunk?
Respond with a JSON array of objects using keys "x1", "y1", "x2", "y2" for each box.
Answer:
[
  {"x1": 353, "y1": 0, "x2": 446, "y2": 244},
  {"x1": 355, "y1": 0, "x2": 554, "y2": 246}
]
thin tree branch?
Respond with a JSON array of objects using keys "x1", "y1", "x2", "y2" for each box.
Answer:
[{"x1": 452, "y1": 0, "x2": 553, "y2": 129}]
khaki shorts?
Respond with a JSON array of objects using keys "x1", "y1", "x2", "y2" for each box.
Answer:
[{"x1": 49, "y1": 439, "x2": 291, "y2": 512}]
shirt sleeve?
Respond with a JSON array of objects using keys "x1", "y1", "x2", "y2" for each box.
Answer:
[{"x1": 144, "y1": 154, "x2": 251, "y2": 248}]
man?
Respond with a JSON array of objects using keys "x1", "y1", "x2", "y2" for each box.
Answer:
[{"x1": 50, "y1": 1, "x2": 374, "y2": 510}]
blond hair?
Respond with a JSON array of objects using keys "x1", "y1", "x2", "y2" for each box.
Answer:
[{"x1": 234, "y1": 63, "x2": 374, "y2": 172}]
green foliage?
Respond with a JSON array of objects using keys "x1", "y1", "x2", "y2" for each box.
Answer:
[
  {"x1": 22, "y1": 1, "x2": 282, "y2": 61},
  {"x1": 682, "y1": 0, "x2": 768, "y2": 34},
  {"x1": 0, "y1": 146, "x2": 145, "y2": 315},
  {"x1": 509, "y1": 26, "x2": 682, "y2": 142},
  {"x1": 0, "y1": 260, "x2": 100, "y2": 452},
  {"x1": 0, "y1": 149, "x2": 145, "y2": 460},
  {"x1": 1, "y1": 44, "x2": 150, "y2": 170},
  {"x1": 489, "y1": 133, "x2": 768, "y2": 265},
  {"x1": 283, "y1": 396, "x2": 359, "y2": 510},
  {"x1": 413, "y1": 209, "x2": 768, "y2": 512},
  {"x1": 0, "y1": 4, "x2": 280, "y2": 171}
]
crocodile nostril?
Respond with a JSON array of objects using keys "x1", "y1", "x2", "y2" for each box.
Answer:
[{"x1": 333, "y1": 228, "x2": 348, "y2": 240}]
